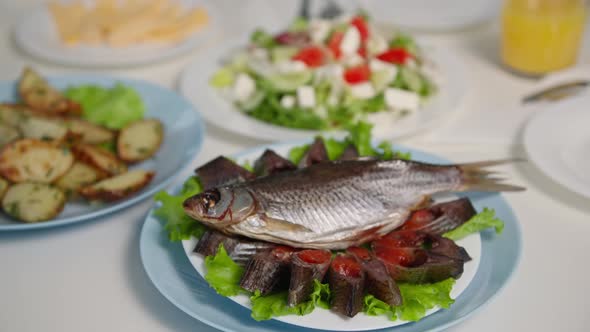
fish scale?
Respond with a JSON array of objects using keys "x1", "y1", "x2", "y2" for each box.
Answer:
[{"x1": 184, "y1": 158, "x2": 524, "y2": 249}]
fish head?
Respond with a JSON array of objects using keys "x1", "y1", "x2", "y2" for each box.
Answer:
[{"x1": 183, "y1": 187, "x2": 255, "y2": 227}]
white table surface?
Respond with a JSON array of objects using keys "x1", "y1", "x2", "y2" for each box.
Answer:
[{"x1": 1, "y1": 1, "x2": 590, "y2": 331}]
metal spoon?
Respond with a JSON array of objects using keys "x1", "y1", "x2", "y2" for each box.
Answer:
[{"x1": 522, "y1": 80, "x2": 590, "y2": 104}]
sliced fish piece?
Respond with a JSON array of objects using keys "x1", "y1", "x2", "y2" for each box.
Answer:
[
  {"x1": 347, "y1": 247, "x2": 402, "y2": 307},
  {"x1": 193, "y1": 229, "x2": 273, "y2": 266},
  {"x1": 195, "y1": 156, "x2": 255, "y2": 190},
  {"x1": 240, "y1": 246, "x2": 296, "y2": 295},
  {"x1": 288, "y1": 249, "x2": 331, "y2": 306},
  {"x1": 253, "y1": 149, "x2": 296, "y2": 177},
  {"x1": 328, "y1": 254, "x2": 365, "y2": 317},
  {"x1": 373, "y1": 231, "x2": 469, "y2": 283},
  {"x1": 429, "y1": 234, "x2": 471, "y2": 262},
  {"x1": 298, "y1": 137, "x2": 329, "y2": 168},
  {"x1": 338, "y1": 144, "x2": 360, "y2": 161},
  {"x1": 398, "y1": 198, "x2": 476, "y2": 235}
]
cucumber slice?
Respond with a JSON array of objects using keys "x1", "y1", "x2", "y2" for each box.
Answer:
[
  {"x1": 271, "y1": 46, "x2": 298, "y2": 63},
  {"x1": 266, "y1": 71, "x2": 312, "y2": 92},
  {"x1": 371, "y1": 68, "x2": 397, "y2": 92},
  {"x1": 237, "y1": 91, "x2": 265, "y2": 111},
  {"x1": 400, "y1": 67, "x2": 423, "y2": 93},
  {"x1": 210, "y1": 67, "x2": 235, "y2": 88},
  {"x1": 229, "y1": 52, "x2": 249, "y2": 71}
]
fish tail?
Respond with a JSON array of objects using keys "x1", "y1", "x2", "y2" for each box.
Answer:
[{"x1": 457, "y1": 159, "x2": 526, "y2": 192}]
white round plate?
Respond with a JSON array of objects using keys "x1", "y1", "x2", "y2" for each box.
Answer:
[
  {"x1": 524, "y1": 94, "x2": 590, "y2": 198},
  {"x1": 179, "y1": 37, "x2": 467, "y2": 141},
  {"x1": 361, "y1": 0, "x2": 501, "y2": 31},
  {"x1": 14, "y1": 2, "x2": 216, "y2": 67},
  {"x1": 140, "y1": 142, "x2": 522, "y2": 332}
]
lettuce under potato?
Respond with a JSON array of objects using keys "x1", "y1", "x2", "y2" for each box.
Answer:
[{"x1": 65, "y1": 83, "x2": 145, "y2": 129}]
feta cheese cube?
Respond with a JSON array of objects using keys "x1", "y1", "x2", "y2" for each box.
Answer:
[
  {"x1": 251, "y1": 48, "x2": 268, "y2": 60},
  {"x1": 280, "y1": 95, "x2": 296, "y2": 109},
  {"x1": 330, "y1": 64, "x2": 344, "y2": 80},
  {"x1": 277, "y1": 60, "x2": 307, "y2": 74},
  {"x1": 369, "y1": 58, "x2": 394, "y2": 72},
  {"x1": 310, "y1": 19, "x2": 331, "y2": 44},
  {"x1": 349, "y1": 82, "x2": 376, "y2": 99},
  {"x1": 327, "y1": 93, "x2": 339, "y2": 106},
  {"x1": 340, "y1": 27, "x2": 360, "y2": 56},
  {"x1": 406, "y1": 59, "x2": 418, "y2": 69},
  {"x1": 366, "y1": 110, "x2": 399, "y2": 126},
  {"x1": 367, "y1": 33, "x2": 388, "y2": 55},
  {"x1": 315, "y1": 64, "x2": 344, "y2": 83},
  {"x1": 297, "y1": 86, "x2": 316, "y2": 108},
  {"x1": 385, "y1": 88, "x2": 420, "y2": 112},
  {"x1": 232, "y1": 74, "x2": 256, "y2": 102},
  {"x1": 343, "y1": 53, "x2": 364, "y2": 67},
  {"x1": 315, "y1": 106, "x2": 328, "y2": 119},
  {"x1": 370, "y1": 59, "x2": 398, "y2": 89}
]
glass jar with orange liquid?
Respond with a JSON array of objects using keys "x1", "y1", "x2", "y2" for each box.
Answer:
[{"x1": 501, "y1": 0, "x2": 587, "y2": 75}]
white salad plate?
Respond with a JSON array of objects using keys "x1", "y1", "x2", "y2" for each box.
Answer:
[
  {"x1": 140, "y1": 142, "x2": 521, "y2": 332},
  {"x1": 14, "y1": 2, "x2": 217, "y2": 68},
  {"x1": 179, "y1": 37, "x2": 467, "y2": 142},
  {"x1": 0, "y1": 75, "x2": 205, "y2": 231},
  {"x1": 523, "y1": 94, "x2": 590, "y2": 198}
]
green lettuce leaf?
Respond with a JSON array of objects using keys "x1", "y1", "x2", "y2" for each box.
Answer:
[
  {"x1": 444, "y1": 208, "x2": 504, "y2": 241},
  {"x1": 65, "y1": 83, "x2": 145, "y2": 129},
  {"x1": 288, "y1": 145, "x2": 309, "y2": 165},
  {"x1": 397, "y1": 279, "x2": 455, "y2": 321},
  {"x1": 250, "y1": 280, "x2": 330, "y2": 321},
  {"x1": 204, "y1": 245, "x2": 245, "y2": 297},
  {"x1": 363, "y1": 278, "x2": 455, "y2": 322},
  {"x1": 250, "y1": 29, "x2": 278, "y2": 48},
  {"x1": 153, "y1": 177, "x2": 206, "y2": 242},
  {"x1": 363, "y1": 295, "x2": 396, "y2": 320}
]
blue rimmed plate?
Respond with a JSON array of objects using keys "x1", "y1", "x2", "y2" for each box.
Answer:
[
  {"x1": 140, "y1": 142, "x2": 521, "y2": 332},
  {"x1": 0, "y1": 75, "x2": 205, "y2": 231}
]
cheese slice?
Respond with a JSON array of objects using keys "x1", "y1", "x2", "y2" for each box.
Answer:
[{"x1": 47, "y1": 0, "x2": 208, "y2": 47}]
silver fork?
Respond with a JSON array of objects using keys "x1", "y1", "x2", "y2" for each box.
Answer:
[{"x1": 522, "y1": 80, "x2": 590, "y2": 104}]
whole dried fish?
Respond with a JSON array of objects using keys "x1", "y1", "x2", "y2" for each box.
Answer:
[{"x1": 184, "y1": 159, "x2": 524, "y2": 249}]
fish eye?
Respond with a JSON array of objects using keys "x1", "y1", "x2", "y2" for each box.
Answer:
[{"x1": 201, "y1": 189, "x2": 221, "y2": 210}]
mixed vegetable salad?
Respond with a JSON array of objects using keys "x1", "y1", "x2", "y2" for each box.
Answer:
[
  {"x1": 210, "y1": 14, "x2": 437, "y2": 130},
  {"x1": 154, "y1": 123, "x2": 504, "y2": 323}
]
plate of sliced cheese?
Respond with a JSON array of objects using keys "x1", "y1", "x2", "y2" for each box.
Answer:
[{"x1": 15, "y1": 0, "x2": 215, "y2": 67}]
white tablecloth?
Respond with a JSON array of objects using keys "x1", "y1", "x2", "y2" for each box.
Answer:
[{"x1": 1, "y1": 1, "x2": 589, "y2": 332}]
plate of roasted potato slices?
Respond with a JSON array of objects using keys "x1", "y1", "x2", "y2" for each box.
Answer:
[{"x1": 0, "y1": 67, "x2": 205, "y2": 230}]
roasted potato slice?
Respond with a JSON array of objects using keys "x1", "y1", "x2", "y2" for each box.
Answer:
[
  {"x1": 66, "y1": 119, "x2": 115, "y2": 144},
  {"x1": 2, "y1": 182, "x2": 66, "y2": 223},
  {"x1": 0, "y1": 124, "x2": 20, "y2": 147},
  {"x1": 18, "y1": 67, "x2": 81, "y2": 116},
  {"x1": 117, "y1": 119, "x2": 163, "y2": 163},
  {"x1": 0, "y1": 177, "x2": 8, "y2": 200},
  {"x1": 0, "y1": 139, "x2": 74, "y2": 183},
  {"x1": 55, "y1": 162, "x2": 104, "y2": 195},
  {"x1": 79, "y1": 169, "x2": 155, "y2": 202},
  {"x1": 72, "y1": 143, "x2": 127, "y2": 176},
  {"x1": 18, "y1": 115, "x2": 68, "y2": 142},
  {"x1": 0, "y1": 103, "x2": 29, "y2": 127}
]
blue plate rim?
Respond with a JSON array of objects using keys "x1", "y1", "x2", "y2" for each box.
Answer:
[
  {"x1": 139, "y1": 140, "x2": 523, "y2": 332},
  {"x1": 0, "y1": 75, "x2": 206, "y2": 231}
]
